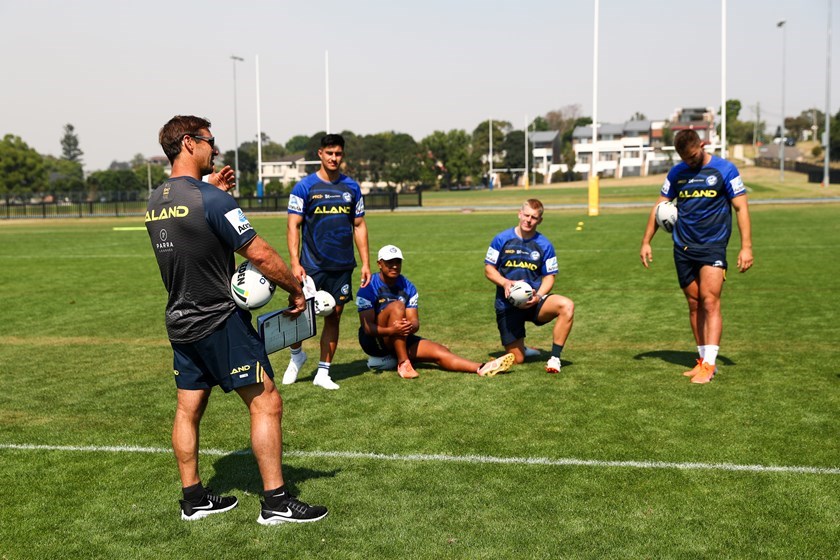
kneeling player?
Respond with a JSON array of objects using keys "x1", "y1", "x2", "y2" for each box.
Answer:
[
  {"x1": 484, "y1": 199, "x2": 575, "y2": 373},
  {"x1": 357, "y1": 245, "x2": 514, "y2": 379}
]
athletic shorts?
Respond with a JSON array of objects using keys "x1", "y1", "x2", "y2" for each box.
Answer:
[
  {"x1": 171, "y1": 308, "x2": 275, "y2": 393},
  {"x1": 305, "y1": 269, "x2": 354, "y2": 307},
  {"x1": 673, "y1": 245, "x2": 728, "y2": 289},
  {"x1": 495, "y1": 295, "x2": 551, "y2": 346},
  {"x1": 357, "y1": 326, "x2": 422, "y2": 357}
]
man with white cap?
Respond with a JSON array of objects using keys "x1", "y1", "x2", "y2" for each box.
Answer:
[{"x1": 357, "y1": 245, "x2": 515, "y2": 379}]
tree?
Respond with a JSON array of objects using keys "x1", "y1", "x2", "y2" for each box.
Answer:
[
  {"x1": 285, "y1": 135, "x2": 309, "y2": 153},
  {"x1": 501, "y1": 130, "x2": 526, "y2": 170},
  {"x1": 0, "y1": 134, "x2": 47, "y2": 194},
  {"x1": 530, "y1": 116, "x2": 550, "y2": 132},
  {"x1": 472, "y1": 120, "x2": 510, "y2": 172},
  {"x1": 829, "y1": 109, "x2": 840, "y2": 161},
  {"x1": 630, "y1": 112, "x2": 647, "y2": 121},
  {"x1": 43, "y1": 155, "x2": 84, "y2": 192},
  {"x1": 419, "y1": 129, "x2": 473, "y2": 187},
  {"x1": 86, "y1": 169, "x2": 143, "y2": 194},
  {"x1": 786, "y1": 108, "x2": 825, "y2": 142},
  {"x1": 61, "y1": 124, "x2": 83, "y2": 163},
  {"x1": 383, "y1": 132, "x2": 421, "y2": 187}
]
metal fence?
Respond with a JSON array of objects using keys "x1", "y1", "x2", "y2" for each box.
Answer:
[
  {"x1": 1, "y1": 190, "x2": 422, "y2": 220},
  {"x1": 754, "y1": 158, "x2": 840, "y2": 183}
]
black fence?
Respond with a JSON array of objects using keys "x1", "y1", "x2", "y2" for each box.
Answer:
[
  {"x1": 754, "y1": 158, "x2": 840, "y2": 183},
  {"x1": 1, "y1": 190, "x2": 422, "y2": 220}
]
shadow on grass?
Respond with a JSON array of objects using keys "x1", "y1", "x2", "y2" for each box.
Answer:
[
  {"x1": 633, "y1": 350, "x2": 735, "y2": 368},
  {"x1": 206, "y1": 451, "x2": 339, "y2": 496}
]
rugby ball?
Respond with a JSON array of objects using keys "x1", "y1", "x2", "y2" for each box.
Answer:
[
  {"x1": 313, "y1": 290, "x2": 336, "y2": 317},
  {"x1": 230, "y1": 261, "x2": 275, "y2": 310},
  {"x1": 655, "y1": 200, "x2": 678, "y2": 233},
  {"x1": 507, "y1": 281, "x2": 534, "y2": 308}
]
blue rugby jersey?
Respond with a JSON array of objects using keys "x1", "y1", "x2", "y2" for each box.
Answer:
[
  {"x1": 485, "y1": 228, "x2": 557, "y2": 311},
  {"x1": 356, "y1": 273, "x2": 419, "y2": 317},
  {"x1": 660, "y1": 155, "x2": 747, "y2": 248},
  {"x1": 287, "y1": 172, "x2": 365, "y2": 272}
]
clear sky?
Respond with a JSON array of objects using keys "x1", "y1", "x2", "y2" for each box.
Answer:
[{"x1": 2, "y1": 0, "x2": 837, "y2": 171}]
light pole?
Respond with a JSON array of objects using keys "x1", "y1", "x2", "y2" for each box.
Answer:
[
  {"x1": 824, "y1": 0, "x2": 832, "y2": 188},
  {"x1": 231, "y1": 55, "x2": 244, "y2": 197},
  {"x1": 777, "y1": 20, "x2": 786, "y2": 182}
]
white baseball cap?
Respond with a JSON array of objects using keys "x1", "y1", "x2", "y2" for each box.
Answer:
[{"x1": 377, "y1": 245, "x2": 404, "y2": 261}]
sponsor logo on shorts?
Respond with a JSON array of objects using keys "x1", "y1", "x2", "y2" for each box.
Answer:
[
  {"x1": 230, "y1": 365, "x2": 251, "y2": 375},
  {"x1": 713, "y1": 260, "x2": 725, "y2": 268},
  {"x1": 341, "y1": 284, "x2": 350, "y2": 295}
]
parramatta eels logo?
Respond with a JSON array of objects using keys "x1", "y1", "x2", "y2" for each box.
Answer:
[
  {"x1": 706, "y1": 175, "x2": 718, "y2": 187},
  {"x1": 155, "y1": 228, "x2": 174, "y2": 251},
  {"x1": 530, "y1": 251, "x2": 540, "y2": 260},
  {"x1": 342, "y1": 192, "x2": 352, "y2": 202}
]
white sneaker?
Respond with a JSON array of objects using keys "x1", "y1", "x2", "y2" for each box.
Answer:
[
  {"x1": 282, "y1": 350, "x2": 307, "y2": 385},
  {"x1": 523, "y1": 347, "x2": 541, "y2": 358},
  {"x1": 367, "y1": 355, "x2": 398, "y2": 370},
  {"x1": 313, "y1": 370, "x2": 339, "y2": 390},
  {"x1": 545, "y1": 356, "x2": 561, "y2": 374}
]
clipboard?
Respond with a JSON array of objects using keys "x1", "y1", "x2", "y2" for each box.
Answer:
[{"x1": 257, "y1": 298, "x2": 317, "y2": 354}]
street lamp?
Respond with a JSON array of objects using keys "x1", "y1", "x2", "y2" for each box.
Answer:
[
  {"x1": 777, "y1": 20, "x2": 786, "y2": 182},
  {"x1": 231, "y1": 55, "x2": 244, "y2": 197}
]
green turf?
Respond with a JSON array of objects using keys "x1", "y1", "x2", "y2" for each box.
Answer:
[{"x1": 0, "y1": 203, "x2": 838, "y2": 559}]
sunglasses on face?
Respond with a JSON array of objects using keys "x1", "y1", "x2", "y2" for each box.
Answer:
[{"x1": 186, "y1": 134, "x2": 216, "y2": 149}]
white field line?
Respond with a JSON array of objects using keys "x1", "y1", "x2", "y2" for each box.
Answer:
[{"x1": 1, "y1": 443, "x2": 838, "y2": 476}]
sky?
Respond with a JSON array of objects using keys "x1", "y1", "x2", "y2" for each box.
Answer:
[{"x1": 2, "y1": 0, "x2": 837, "y2": 172}]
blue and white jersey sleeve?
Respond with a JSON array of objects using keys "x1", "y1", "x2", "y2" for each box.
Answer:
[{"x1": 356, "y1": 274, "x2": 417, "y2": 317}]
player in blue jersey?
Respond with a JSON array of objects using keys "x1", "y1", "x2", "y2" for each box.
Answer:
[
  {"x1": 357, "y1": 245, "x2": 515, "y2": 378},
  {"x1": 484, "y1": 199, "x2": 575, "y2": 373},
  {"x1": 283, "y1": 134, "x2": 371, "y2": 390},
  {"x1": 640, "y1": 129, "x2": 753, "y2": 384},
  {"x1": 146, "y1": 116, "x2": 327, "y2": 524}
]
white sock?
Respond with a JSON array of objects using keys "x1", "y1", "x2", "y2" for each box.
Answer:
[
  {"x1": 698, "y1": 345, "x2": 705, "y2": 359},
  {"x1": 317, "y1": 362, "x2": 331, "y2": 376},
  {"x1": 290, "y1": 346, "x2": 302, "y2": 357},
  {"x1": 704, "y1": 345, "x2": 719, "y2": 366}
]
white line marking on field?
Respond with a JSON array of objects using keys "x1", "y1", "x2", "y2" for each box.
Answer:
[{"x1": 2, "y1": 443, "x2": 838, "y2": 476}]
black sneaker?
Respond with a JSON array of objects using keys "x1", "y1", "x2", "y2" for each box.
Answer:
[
  {"x1": 179, "y1": 488, "x2": 239, "y2": 521},
  {"x1": 257, "y1": 495, "x2": 329, "y2": 525}
]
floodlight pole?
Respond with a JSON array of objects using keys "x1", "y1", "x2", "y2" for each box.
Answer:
[
  {"x1": 525, "y1": 115, "x2": 530, "y2": 189},
  {"x1": 488, "y1": 118, "x2": 493, "y2": 189},
  {"x1": 824, "y1": 0, "x2": 832, "y2": 187},
  {"x1": 256, "y1": 55, "x2": 264, "y2": 195},
  {"x1": 325, "y1": 50, "x2": 331, "y2": 133},
  {"x1": 778, "y1": 20, "x2": 786, "y2": 182},
  {"x1": 231, "y1": 55, "x2": 244, "y2": 197}
]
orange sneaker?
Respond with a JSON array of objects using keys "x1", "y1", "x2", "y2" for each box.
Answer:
[
  {"x1": 690, "y1": 362, "x2": 717, "y2": 384},
  {"x1": 683, "y1": 358, "x2": 703, "y2": 377},
  {"x1": 397, "y1": 360, "x2": 419, "y2": 379}
]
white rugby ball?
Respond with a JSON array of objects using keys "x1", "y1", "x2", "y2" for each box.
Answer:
[
  {"x1": 313, "y1": 290, "x2": 336, "y2": 316},
  {"x1": 230, "y1": 261, "x2": 275, "y2": 310},
  {"x1": 655, "y1": 200, "x2": 678, "y2": 233},
  {"x1": 507, "y1": 281, "x2": 534, "y2": 308}
]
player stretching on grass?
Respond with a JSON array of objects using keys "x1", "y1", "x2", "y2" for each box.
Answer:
[
  {"x1": 485, "y1": 199, "x2": 575, "y2": 373},
  {"x1": 640, "y1": 129, "x2": 753, "y2": 384},
  {"x1": 282, "y1": 133, "x2": 371, "y2": 390},
  {"x1": 358, "y1": 245, "x2": 515, "y2": 379},
  {"x1": 146, "y1": 115, "x2": 327, "y2": 524}
]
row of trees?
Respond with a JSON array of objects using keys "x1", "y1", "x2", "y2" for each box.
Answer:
[{"x1": 3, "y1": 103, "x2": 840, "y2": 197}]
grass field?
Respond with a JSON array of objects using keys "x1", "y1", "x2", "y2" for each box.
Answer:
[{"x1": 1, "y1": 199, "x2": 839, "y2": 558}]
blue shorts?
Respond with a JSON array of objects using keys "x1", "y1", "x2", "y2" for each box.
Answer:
[
  {"x1": 495, "y1": 296, "x2": 551, "y2": 346},
  {"x1": 305, "y1": 269, "x2": 354, "y2": 307},
  {"x1": 171, "y1": 308, "x2": 275, "y2": 393},
  {"x1": 673, "y1": 245, "x2": 728, "y2": 289},
  {"x1": 357, "y1": 326, "x2": 422, "y2": 357}
]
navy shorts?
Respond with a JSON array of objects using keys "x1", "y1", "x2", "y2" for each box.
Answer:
[
  {"x1": 357, "y1": 326, "x2": 422, "y2": 357},
  {"x1": 495, "y1": 296, "x2": 550, "y2": 346},
  {"x1": 673, "y1": 245, "x2": 728, "y2": 289},
  {"x1": 171, "y1": 308, "x2": 275, "y2": 393},
  {"x1": 306, "y1": 269, "x2": 354, "y2": 307}
]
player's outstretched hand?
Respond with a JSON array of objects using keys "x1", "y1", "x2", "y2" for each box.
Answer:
[{"x1": 208, "y1": 165, "x2": 236, "y2": 192}]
